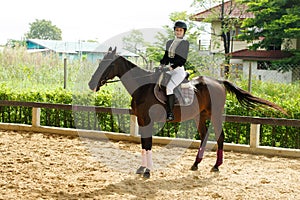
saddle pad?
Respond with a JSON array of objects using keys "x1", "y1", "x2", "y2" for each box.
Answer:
[{"x1": 154, "y1": 83, "x2": 195, "y2": 106}]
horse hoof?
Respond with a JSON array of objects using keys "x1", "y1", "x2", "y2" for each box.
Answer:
[
  {"x1": 136, "y1": 166, "x2": 146, "y2": 174},
  {"x1": 143, "y1": 168, "x2": 150, "y2": 178},
  {"x1": 190, "y1": 165, "x2": 198, "y2": 171},
  {"x1": 210, "y1": 166, "x2": 219, "y2": 172}
]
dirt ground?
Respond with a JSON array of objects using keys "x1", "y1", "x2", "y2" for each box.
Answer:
[{"x1": 0, "y1": 129, "x2": 299, "y2": 200}]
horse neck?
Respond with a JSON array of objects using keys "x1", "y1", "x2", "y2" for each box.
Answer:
[{"x1": 116, "y1": 56, "x2": 154, "y2": 96}]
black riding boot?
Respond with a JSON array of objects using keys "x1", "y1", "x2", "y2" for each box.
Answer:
[{"x1": 166, "y1": 94, "x2": 175, "y2": 121}]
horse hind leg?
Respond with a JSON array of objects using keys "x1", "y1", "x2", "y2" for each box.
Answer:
[
  {"x1": 210, "y1": 112, "x2": 225, "y2": 172},
  {"x1": 191, "y1": 114, "x2": 209, "y2": 171}
]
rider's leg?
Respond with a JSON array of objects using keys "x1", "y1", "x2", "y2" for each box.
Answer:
[
  {"x1": 165, "y1": 66, "x2": 185, "y2": 121},
  {"x1": 166, "y1": 93, "x2": 175, "y2": 121}
]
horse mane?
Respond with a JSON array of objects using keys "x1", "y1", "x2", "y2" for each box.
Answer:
[{"x1": 117, "y1": 55, "x2": 153, "y2": 75}]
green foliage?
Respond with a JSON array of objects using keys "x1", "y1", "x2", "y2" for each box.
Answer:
[
  {"x1": 223, "y1": 79, "x2": 300, "y2": 148},
  {"x1": 25, "y1": 19, "x2": 62, "y2": 40},
  {"x1": 225, "y1": 79, "x2": 300, "y2": 118},
  {"x1": 0, "y1": 47, "x2": 131, "y2": 132},
  {"x1": 0, "y1": 46, "x2": 97, "y2": 90},
  {"x1": 239, "y1": 0, "x2": 300, "y2": 44},
  {"x1": 0, "y1": 84, "x2": 131, "y2": 132},
  {"x1": 238, "y1": 0, "x2": 300, "y2": 67}
]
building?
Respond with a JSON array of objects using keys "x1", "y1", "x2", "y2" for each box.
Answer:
[
  {"x1": 192, "y1": 0, "x2": 299, "y2": 83},
  {"x1": 229, "y1": 49, "x2": 296, "y2": 83},
  {"x1": 26, "y1": 39, "x2": 138, "y2": 63}
]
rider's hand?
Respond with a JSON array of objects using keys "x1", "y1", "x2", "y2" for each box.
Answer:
[{"x1": 160, "y1": 64, "x2": 165, "y2": 69}]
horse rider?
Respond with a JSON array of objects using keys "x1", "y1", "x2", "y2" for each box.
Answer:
[{"x1": 160, "y1": 20, "x2": 190, "y2": 121}]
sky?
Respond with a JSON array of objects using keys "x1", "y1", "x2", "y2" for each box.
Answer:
[{"x1": 0, "y1": 0, "x2": 198, "y2": 45}]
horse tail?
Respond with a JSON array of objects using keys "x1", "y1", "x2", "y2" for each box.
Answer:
[{"x1": 221, "y1": 80, "x2": 287, "y2": 115}]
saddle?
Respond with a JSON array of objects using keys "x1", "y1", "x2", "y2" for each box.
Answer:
[{"x1": 154, "y1": 68, "x2": 195, "y2": 106}]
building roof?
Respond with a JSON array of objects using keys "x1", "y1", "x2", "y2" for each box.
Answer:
[
  {"x1": 27, "y1": 39, "x2": 103, "y2": 54},
  {"x1": 229, "y1": 49, "x2": 293, "y2": 61},
  {"x1": 26, "y1": 39, "x2": 138, "y2": 57},
  {"x1": 191, "y1": 0, "x2": 254, "y2": 22},
  {"x1": 92, "y1": 45, "x2": 139, "y2": 57}
]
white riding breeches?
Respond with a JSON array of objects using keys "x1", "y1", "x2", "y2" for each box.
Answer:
[{"x1": 166, "y1": 66, "x2": 185, "y2": 95}]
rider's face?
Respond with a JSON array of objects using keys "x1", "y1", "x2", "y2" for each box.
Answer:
[{"x1": 174, "y1": 27, "x2": 185, "y2": 38}]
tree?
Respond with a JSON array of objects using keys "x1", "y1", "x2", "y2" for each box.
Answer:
[
  {"x1": 122, "y1": 29, "x2": 150, "y2": 68},
  {"x1": 238, "y1": 0, "x2": 300, "y2": 50},
  {"x1": 122, "y1": 29, "x2": 148, "y2": 53},
  {"x1": 25, "y1": 19, "x2": 62, "y2": 40},
  {"x1": 5, "y1": 39, "x2": 26, "y2": 47},
  {"x1": 238, "y1": 0, "x2": 300, "y2": 70}
]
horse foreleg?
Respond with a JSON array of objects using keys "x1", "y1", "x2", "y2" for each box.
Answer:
[
  {"x1": 136, "y1": 137, "x2": 153, "y2": 176},
  {"x1": 136, "y1": 149, "x2": 147, "y2": 174},
  {"x1": 136, "y1": 119, "x2": 154, "y2": 178}
]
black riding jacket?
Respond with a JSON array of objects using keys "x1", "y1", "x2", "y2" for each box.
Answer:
[{"x1": 160, "y1": 39, "x2": 189, "y2": 69}]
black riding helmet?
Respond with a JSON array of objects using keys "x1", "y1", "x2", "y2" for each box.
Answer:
[{"x1": 173, "y1": 21, "x2": 187, "y2": 34}]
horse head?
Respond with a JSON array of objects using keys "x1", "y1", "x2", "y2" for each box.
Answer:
[{"x1": 88, "y1": 47, "x2": 118, "y2": 92}]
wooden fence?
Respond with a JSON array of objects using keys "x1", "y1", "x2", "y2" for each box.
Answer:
[{"x1": 0, "y1": 100, "x2": 300, "y2": 157}]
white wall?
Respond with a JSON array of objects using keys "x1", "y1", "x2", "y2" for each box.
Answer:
[{"x1": 242, "y1": 61, "x2": 293, "y2": 83}]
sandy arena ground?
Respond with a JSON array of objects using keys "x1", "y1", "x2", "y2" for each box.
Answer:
[{"x1": 0, "y1": 129, "x2": 299, "y2": 200}]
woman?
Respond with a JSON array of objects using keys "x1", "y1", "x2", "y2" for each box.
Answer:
[{"x1": 160, "y1": 20, "x2": 190, "y2": 121}]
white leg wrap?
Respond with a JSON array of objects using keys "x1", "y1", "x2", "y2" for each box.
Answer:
[
  {"x1": 146, "y1": 150, "x2": 153, "y2": 170},
  {"x1": 141, "y1": 149, "x2": 147, "y2": 167}
]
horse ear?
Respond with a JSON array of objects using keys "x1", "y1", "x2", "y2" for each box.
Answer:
[
  {"x1": 112, "y1": 47, "x2": 117, "y2": 55},
  {"x1": 108, "y1": 47, "x2": 112, "y2": 52}
]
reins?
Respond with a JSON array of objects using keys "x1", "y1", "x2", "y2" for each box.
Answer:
[
  {"x1": 100, "y1": 55, "x2": 156, "y2": 85},
  {"x1": 105, "y1": 79, "x2": 121, "y2": 84},
  {"x1": 103, "y1": 72, "x2": 155, "y2": 85}
]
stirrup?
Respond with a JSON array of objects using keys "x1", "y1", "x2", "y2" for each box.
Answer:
[{"x1": 166, "y1": 112, "x2": 174, "y2": 121}]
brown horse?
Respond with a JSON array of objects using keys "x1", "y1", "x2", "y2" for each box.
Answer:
[{"x1": 88, "y1": 47, "x2": 286, "y2": 178}]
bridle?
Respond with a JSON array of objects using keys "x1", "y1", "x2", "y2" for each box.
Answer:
[{"x1": 98, "y1": 58, "x2": 118, "y2": 86}]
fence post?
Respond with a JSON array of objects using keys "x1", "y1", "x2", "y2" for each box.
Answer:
[
  {"x1": 248, "y1": 62, "x2": 252, "y2": 92},
  {"x1": 250, "y1": 123, "x2": 260, "y2": 148},
  {"x1": 130, "y1": 115, "x2": 139, "y2": 137},
  {"x1": 32, "y1": 107, "x2": 41, "y2": 127},
  {"x1": 64, "y1": 58, "x2": 67, "y2": 89}
]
